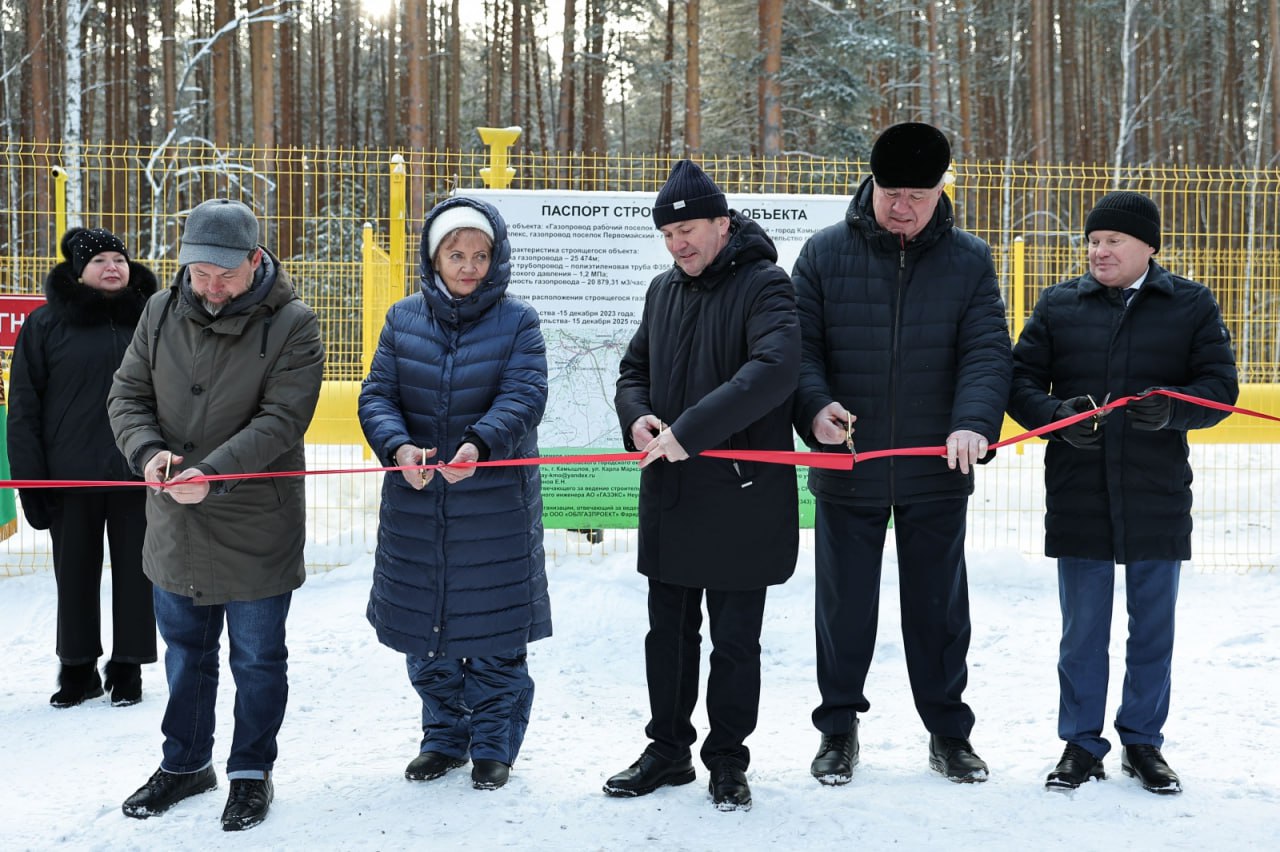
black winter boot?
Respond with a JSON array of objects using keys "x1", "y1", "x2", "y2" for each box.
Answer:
[
  {"x1": 928, "y1": 734, "x2": 990, "y2": 783},
  {"x1": 50, "y1": 662, "x2": 104, "y2": 708},
  {"x1": 221, "y1": 776, "x2": 274, "y2": 831},
  {"x1": 103, "y1": 661, "x2": 143, "y2": 706}
]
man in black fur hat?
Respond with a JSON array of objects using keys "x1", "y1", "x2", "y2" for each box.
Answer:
[{"x1": 792, "y1": 122, "x2": 1012, "y2": 785}]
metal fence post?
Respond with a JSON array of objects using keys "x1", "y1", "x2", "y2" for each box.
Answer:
[
  {"x1": 390, "y1": 153, "x2": 406, "y2": 294},
  {"x1": 51, "y1": 166, "x2": 68, "y2": 239}
]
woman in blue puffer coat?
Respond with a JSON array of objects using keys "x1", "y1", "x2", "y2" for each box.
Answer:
[{"x1": 358, "y1": 197, "x2": 550, "y2": 792}]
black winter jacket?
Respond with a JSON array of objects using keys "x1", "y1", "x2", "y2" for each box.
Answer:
[
  {"x1": 1008, "y1": 262, "x2": 1238, "y2": 562},
  {"x1": 616, "y1": 212, "x2": 800, "y2": 590},
  {"x1": 7, "y1": 259, "x2": 158, "y2": 526},
  {"x1": 793, "y1": 177, "x2": 1012, "y2": 506}
]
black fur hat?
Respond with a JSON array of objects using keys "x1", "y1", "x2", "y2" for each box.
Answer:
[{"x1": 869, "y1": 122, "x2": 952, "y2": 189}]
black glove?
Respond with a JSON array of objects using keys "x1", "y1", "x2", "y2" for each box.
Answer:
[
  {"x1": 1127, "y1": 389, "x2": 1172, "y2": 431},
  {"x1": 1054, "y1": 396, "x2": 1106, "y2": 450},
  {"x1": 19, "y1": 490, "x2": 51, "y2": 531}
]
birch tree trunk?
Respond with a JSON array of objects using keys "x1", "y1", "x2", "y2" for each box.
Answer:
[
  {"x1": 63, "y1": 0, "x2": 86, "y2": 222},
  {"x1": 1111, "y1": 0, "x2": 1139, "y2": 180}
]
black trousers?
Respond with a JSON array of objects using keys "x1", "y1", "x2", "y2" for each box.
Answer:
[
  {"x1": 812, "y1": 497, "x2": 975, "y2": 738},
  {"x1": 643, "y1": 578, "x2": 767, "y2": 771},
  {"x1": 48, "y1": 489, "x2": 155, "y2": 665}
]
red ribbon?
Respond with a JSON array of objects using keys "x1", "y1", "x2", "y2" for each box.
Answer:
[{"x1": 4, "y1": 390, "x2": 1268, "y2": 489}]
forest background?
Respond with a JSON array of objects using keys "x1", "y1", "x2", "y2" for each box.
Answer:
[{"x1": 5, "y1": 0, "x2": 1277, "y2": 173}]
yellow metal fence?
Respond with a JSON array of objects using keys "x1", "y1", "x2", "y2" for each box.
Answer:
[{"x1": 1, "y1": 141, "x2": 1278, "y2": 574}]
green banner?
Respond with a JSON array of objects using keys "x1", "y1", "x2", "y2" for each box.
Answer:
[
  {"x1": 538, "y1": 447, "x2": 815, "y2": 529},
  {"x1": 0, "y1": 404, "x2": 17, "y2": 541}
]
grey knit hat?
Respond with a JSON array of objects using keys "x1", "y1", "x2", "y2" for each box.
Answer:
[
  {"x1": 653, "y1": 160, "x2": 729, "y2": 228},
  {"x1": 1085, "y1": 191, "x2": 1161, "y2": 252},
  {"x1": 178, "y1": 199, "x2": 260, "y2": 268}
]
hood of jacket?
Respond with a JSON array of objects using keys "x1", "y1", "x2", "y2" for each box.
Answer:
[
  {"x1": 418, "y1": 197, "x2": 511, "y2": 326},
  {"x1": 42, "y1": 259, "x2": 158, "y2": 327}
]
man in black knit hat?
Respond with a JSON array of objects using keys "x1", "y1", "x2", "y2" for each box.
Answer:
[
  {"x1": 606, "y1": 159, "x2": 800, "y2": 811},
  {"x1": 793, "y1": 122, "x2": 1011, "y2": 785},
  {"x1": 1009, "y1": 190, "x2": 1237, "y2": 794}
]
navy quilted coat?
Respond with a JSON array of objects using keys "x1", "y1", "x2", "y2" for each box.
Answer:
[
  {"x1": 1008, "y1": 263, "x2": 1238, "y2": 562},
  {"x1": 359, "y1": 197, "x2": 551, "y2": 659},
  {"x1": 793, "y1": 176, "x2": 1012, "y2": 506}
]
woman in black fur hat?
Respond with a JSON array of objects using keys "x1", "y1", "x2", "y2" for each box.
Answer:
[{"x1": 7, "y1": 227, "x2": 159, "y2": 707}]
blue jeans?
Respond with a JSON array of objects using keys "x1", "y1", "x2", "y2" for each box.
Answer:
[
  {"x1": 1056, "y1": 558, "x2": 1180, "y2": 758},
  {"x1": 153, "y1": 587, "x2": 292, "y2": 778},
  {"x1": 406, "y1": 651, "x2": 534, "y2": 765}
]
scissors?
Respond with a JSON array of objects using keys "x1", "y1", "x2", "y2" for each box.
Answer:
[
  {"x1": 1086, "y1": 392, "x2": 1112, "y2": 431},
  {"x1": 844, "y1": 412, "x2": 857, "y2": 461}
]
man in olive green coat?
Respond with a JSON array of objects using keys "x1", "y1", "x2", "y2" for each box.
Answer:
[{"x1": 108, "y1": 199, "x2": 325, "y2": 832}]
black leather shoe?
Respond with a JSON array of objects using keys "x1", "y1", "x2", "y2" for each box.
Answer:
[
  {"x1": 122, "y1": 765, "x2": 218, "y2": 818},
  {"x1": 928, "y1": 734, "x2": 989, "y2": 783},
  {"x1": 810, "y1": 727, "x2": 859, "y2": 786},
  {"x1": 708, "y1": 763, "x2": 751, "y2": 811},
  {"x1": 1121, "y1": 744, "x2": 1182, "y2": 795},
  {"x1": 405, "y1": 751, "x2": 466, "y2": 781},
  {"x1": 471, "y1": 759, "x2": 510, "y2": 790},
  {"x1": 603, "y1": 749, "x2": 696, "y2": 797},
  {"x1": 1045, "y1": 743, "x2": 1105, "y2": 790},
  {"x1": 50, "y1": 662, "x2": 104, "y2": 708},
  {"x1": 221, "y1": 777, "x2": 274, "y2": 831},
  {"x1": 103, "y1": 661, "x2": 142, "y2": 707}
]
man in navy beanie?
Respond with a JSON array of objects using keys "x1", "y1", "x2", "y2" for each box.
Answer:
[
  {"x1": 1010, "y1": 190, "x2": 1237, "y2": 794},
  {"x1": 793, "y1": 122, "x2": 1012, "y2": 785},
  {"x1": 606, "y1": 160, "x2": 800, "y2": 811}
]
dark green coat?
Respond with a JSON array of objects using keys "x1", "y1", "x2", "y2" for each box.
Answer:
[{"x1": 108, "y1": 253, "x2": 325, "y2": 604}]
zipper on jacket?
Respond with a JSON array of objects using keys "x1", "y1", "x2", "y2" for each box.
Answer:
[
  {"x1": 260, "y1": 317, "x2": 271, "y2": 357},
  {"x1": 888, "y1": 242, "x2": 907, "y2": 504}
]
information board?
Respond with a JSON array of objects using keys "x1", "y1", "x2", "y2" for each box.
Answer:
[{"x1": 468, "y1": 188, "x2": 850, "y2": 528}]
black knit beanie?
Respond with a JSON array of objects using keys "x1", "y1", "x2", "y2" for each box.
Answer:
[
  {"x1": 62, "y1": 227, "x2": 129, "y2": 278},
  {"x1": 1084, "y1": 191, "x2": 1161, "y2": 252},
  {"x1": 653, "y1": 160, "x2": 729, "y2": 227},
  {"x1": 869, "y1": 122, "x2": 952, "y2": 188}
]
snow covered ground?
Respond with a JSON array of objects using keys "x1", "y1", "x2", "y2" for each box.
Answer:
[{"x1": 2, "y1": 528, "x2": 1278, "y2": 851}]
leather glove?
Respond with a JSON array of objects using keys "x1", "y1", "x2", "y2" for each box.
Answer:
[
  {"x1": 1054, "y1": 396, "x2": 1106, "y2": 450},
  {"x1": 1127, "y1": 389, "x2": 1172, "y2": 431},
  {"x1": 19, "y1": 490, "x2": 52, "y2": 530}
]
